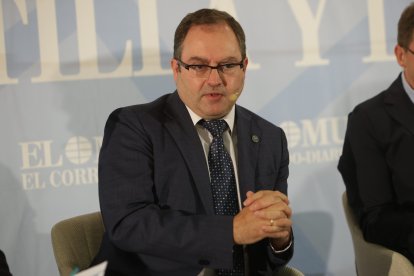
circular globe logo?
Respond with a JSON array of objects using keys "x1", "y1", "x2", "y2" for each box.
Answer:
[
  {"x1": 65, "y1": 136, "x2": 92, "y2": 165},
  {"x1": 280, "y1": 121, "x2": 301, "y2": 148}
]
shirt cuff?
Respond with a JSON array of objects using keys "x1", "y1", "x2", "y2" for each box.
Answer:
[{"x1": 269, "y1": 238, "x2": 292, "y2": 254}]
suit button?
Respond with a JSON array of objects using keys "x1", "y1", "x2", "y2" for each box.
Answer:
[
  {"x1": 251, "y1": 134, "x2": 260, "y2": 143},
  {"x1": 199, "y1": 259, "x2": 210, "y2": 266}
]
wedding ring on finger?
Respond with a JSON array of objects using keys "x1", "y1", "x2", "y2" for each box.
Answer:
[{"x1": 270, "y1": 219, "x2": 275, "y2": 226}]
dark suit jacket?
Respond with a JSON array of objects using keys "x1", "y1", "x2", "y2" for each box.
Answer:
[
  {"x1": 338, "y1": 74, "x2": 414, "y2": 262},
  {"x1": 92, "y1": 92, "x2": 293, "y2": 275},
  {"x1": 0, "y1": 250, "x2": 12, "y2": 276}
]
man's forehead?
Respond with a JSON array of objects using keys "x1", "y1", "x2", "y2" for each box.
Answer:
[{"x1": 180, "y1": 23, "x2": 241, "y2": 62}]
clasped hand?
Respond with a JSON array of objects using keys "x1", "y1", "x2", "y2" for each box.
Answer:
[{"x1": 233, "y1": 190, "x2": 292, "y2": 249}]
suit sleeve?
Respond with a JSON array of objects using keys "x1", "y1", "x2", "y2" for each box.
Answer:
[
  {"x1": 267, "y1": 129, "x2": 293, "y2": 264},
  {"x1": 257, "y1": 127, "x2": 293, "y2": 271},
  {"x1": 98, "y1": 108, "x2": 235, "y2": 269},
  {"x1": 345, "y1": 107, "x2": 414, "y2": 261}
]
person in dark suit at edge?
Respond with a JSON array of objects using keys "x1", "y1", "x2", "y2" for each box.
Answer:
[
  {"x1": 0, "y1": 250, "x2": 12, "y2": 276},
  {"x1": 91, "y1": 8, "x2": 293, "y2": 275},
  {"x1": 338, "y1": 2, "x2": 414, "y2": 264}
]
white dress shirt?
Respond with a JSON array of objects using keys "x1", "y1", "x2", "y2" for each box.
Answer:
[{"x1": 402, "y1": 71, "x2": 414, "y2": 104}]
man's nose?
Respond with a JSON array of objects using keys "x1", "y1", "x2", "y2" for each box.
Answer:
[{"x1": 206, "y1": 68, "x2": 224, "y2": 86}]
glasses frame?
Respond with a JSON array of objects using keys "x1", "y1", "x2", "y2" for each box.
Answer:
[
  {"x1": 175, "y1": 58, "x2": 244, "y2": 78},
  {"x1": 406, "y1": 48, "x2": 414, "y2": 55}
]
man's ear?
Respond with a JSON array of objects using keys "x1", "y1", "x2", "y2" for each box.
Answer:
[
  {"x1": 395, "y1": 44, "x2": 407, "y2": 68},
  {"x1": 243, "y1": 57, "x2": 249, "y2": 72},
  {"x1": 171, "y1": 58, "x2": 180, "y2": 80}
]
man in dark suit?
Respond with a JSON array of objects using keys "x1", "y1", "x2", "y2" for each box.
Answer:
[
  {"x1": 338, "y1": 3, "x2": 414, "y2": 264},
  {"x1": 92, "y1": 8, "x2": 293, "y2": 275}
]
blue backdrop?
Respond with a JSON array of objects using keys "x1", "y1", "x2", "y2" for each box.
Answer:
[{"x1": 0, "y1": 1, "x2": 408, "y2": 275}]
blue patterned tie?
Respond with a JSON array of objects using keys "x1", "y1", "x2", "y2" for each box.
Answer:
[{"x1": 199, "y1": 119, "x2": 244, "y2": 276}]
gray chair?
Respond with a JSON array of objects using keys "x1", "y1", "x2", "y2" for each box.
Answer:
[
  {"x1": 275, "y1": 265, "x2": 304, "y2": 276},
  {"x1": 342, "y1": 192, "x2": 414, "y2": 276},
  {"x1": 51, "y1": 212, "x2": 104, "y2": 276},
  {"x1": 51, "y1": 211, "x2": 303, "y2": 276}
]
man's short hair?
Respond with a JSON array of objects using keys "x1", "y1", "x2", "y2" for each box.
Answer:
[
  {"x1": 173, "y1": 9, "x2": 246, "y2": 60},
  {"x1": 398, "y1": 3, "x2": 414, "y2": 48}
]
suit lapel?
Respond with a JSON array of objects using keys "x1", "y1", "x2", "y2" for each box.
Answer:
[
  {"x1": 384, "y1": 75, "x2": 414, "y2": 136},
  {"x1": 235, "y1": 106, "x2": 260, "y2": 203},
  {"x1": 163, "y1": 92, "x2": 215, "y2": 214}
]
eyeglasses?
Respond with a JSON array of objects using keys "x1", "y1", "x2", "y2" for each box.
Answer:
[{"x1": 175, "y1": 58, "x2": 244, "y2": 78}]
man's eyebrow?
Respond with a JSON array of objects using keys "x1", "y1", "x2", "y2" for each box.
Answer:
[
  {"x1": 219, "y1": 57, "x2": 242, "y2": 63},
  {"x1": 185, "y1": 57, "x2": 209, "y2": 64},
  {"x1": 186, "y1": 56, "x2": 242, "y2": 64}
]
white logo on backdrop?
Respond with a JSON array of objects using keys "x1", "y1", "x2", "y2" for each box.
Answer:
[
  {"x1": 65, "y1": 136, "x2": 94, "y2": 165},
  {"x1": 19, "y1": 136, "x2": 102, "y2": 190},
  {"x1": 280, "y1": 116, "x2": 346, "y2": 164}
]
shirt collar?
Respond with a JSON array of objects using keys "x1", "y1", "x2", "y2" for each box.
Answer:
[
  {"x1": 186, "y1": 106, "x2": 235, "y2": 133},
  {"x1": 401, "y1": 71, "x2": 414, "y2": 104}
]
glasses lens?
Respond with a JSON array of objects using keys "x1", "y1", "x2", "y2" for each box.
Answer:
[
  {"x1": 190, "y1": 65, "x2": 211, "y2": 78},
  {"x1": 221, "y1": 64, "x2": 241, "y2": 75}
]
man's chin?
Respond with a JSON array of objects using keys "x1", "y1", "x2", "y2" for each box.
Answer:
[{"x1": 202, "y1": 109, "x2": 231, "y2": 120}]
